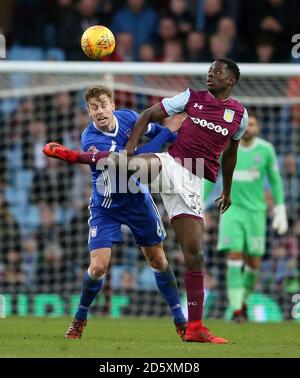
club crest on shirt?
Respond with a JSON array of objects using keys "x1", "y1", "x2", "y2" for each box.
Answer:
[
  {"x1": 87, "y1": 145, "x2": 99, "y2": 153},
  {"x1": 223, "y1": 109, "x2": 235, "y2": 123},
  {"x1": 89, "y1": 226, "x2": 97, "y2": 238},
  {"x1": 124, "y1": 128, "x2": 131, "y2": 137},
  {"x1": 254, "y1": 154, "x2": 261, "y2": 164}
]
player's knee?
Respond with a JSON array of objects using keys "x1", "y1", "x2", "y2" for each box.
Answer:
[
  {"x1": 89, "y1": 264, "x2": 108, "y2": 279},
  {"x1": 148, "y1": 254, "x2": 168, "y2": 271},
  {"x1": 184, "y1": 248, "x2": 204, "y2": 270},
  {"x1": 246, "y1": 260, "x2": 261, "y2": 270},
  {"x1": 228, "y1": 252, "x2": 243, "y2": 260}
]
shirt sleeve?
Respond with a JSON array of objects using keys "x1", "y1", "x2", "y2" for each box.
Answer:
[
  {"x1": 81, "y1": 132, "x2": 100, "y2": 153},
  {"x1": 161, "y1": 88, "x2": 191, "y2": 116},
  {"x1": 266, "y1": 144, "x2": 285, "y2": 205},
  {"x1": 80, "y1": 133, "x2": 87, "y2": 151},
  {"x1": 232, "y1": 108, "x2": 248, "y2": 140},
  {"x1": 135, "y1": 128, "x2": 176, "y2": 155},
  {"x1": 144, "y1": 122, "x2": 163, "y2": 137}
]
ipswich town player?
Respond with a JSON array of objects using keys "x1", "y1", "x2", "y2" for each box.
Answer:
[
  {"x1": 44, "y1": 86, "x2": 187, "y2": 340},
  {"x1": 124, "y1": 58, "x2": 249, "y2": 343}
]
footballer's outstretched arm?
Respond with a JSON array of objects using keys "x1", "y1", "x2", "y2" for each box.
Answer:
[{"x1": 125, "y1": 103, "x2": 167, "y2": 156}]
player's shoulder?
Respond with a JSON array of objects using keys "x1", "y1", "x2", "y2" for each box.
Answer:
[
  {"x1": 81, "y1": 122, "x2": 95, "y2": 139},
  {"x1": 189, "y1": 88, "x2": 205, "y2": 98},
  {"x1": 256, "y1": 137, "x2": 275, "y2": 156},
  {"x1": 228, "y1": 97, "x2": 247, "y2": 115},
  {"x1": 256, "y1": 137, "x2": 275, "y2": 152},
  {"x1": 114, "y1": 109, "x2": 139, "y2": 122},
  {"x1": 81, "y1": 122, "x2": 98, "y2": 148}
]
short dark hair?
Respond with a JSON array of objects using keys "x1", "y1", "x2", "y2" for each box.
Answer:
[
  {"x1": 247, "y1": 109, "x2": 260, "y2": 123},
  {"x1": 216, "y1": 58, "x2": 240, "y2": 83}
]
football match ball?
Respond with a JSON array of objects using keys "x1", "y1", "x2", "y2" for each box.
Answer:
[{"x1": 81, "y1": 25, "x2": 115, "y2": 59}]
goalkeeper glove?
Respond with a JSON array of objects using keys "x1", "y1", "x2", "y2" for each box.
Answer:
[
  {"x1": 272, "y1": 204, "x2": 288, "y2": 235},
  {"x1": 43, "y1": 142, "x2": 79, "y2": 163}
]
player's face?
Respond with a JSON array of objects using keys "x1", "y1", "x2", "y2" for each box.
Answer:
[
  {"x1": 87, "y1": 95, "x2": 115, "y2": 130},
  {"x1": 206, "y1": 61, "x2": 234, "y2": 94},
  {"x1": 242, "y1": 116, "x2": 260, "y2": 141}
]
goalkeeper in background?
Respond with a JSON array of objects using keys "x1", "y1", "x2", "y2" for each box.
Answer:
[{"x1": 216, "y1": 112, "x2": 288, "y2": 322}]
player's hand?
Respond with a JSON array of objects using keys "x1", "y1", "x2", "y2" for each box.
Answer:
[
  {"x1": 43, "y1": 142, "x2": 79, "y2": 163},
  {"x1": 272, "y1": 204, "x2": 288, "y2": 235},
  {"x1": 164, "y1": 112, "x2": 188, "y2": 132},
  {"x1": 215, "y1": 193, "x2": 231, "y2": 213}
]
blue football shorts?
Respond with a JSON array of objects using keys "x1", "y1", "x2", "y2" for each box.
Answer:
[{"x1": 87, "y1": 197, "x2": 166, "y2": 251}]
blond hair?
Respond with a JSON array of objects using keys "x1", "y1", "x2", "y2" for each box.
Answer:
[{"x1": 84, "y1": 85, "x2": 113, "y2": 104}]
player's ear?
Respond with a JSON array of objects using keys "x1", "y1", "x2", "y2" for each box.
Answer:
[
  {"x1": 228, "y1": 74, "x2": 235, "y2": 87},
  {"x1": 112, "y1": 101, "x2": 115, "y2": 111}
]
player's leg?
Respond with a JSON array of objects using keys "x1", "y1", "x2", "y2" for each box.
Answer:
[
  {"x1": 172, "y1": 217, "x2": 227, "y2": 344},
  {"x1": 65, "y1": 207, "x2": 122, "y2": 339},
  {"x1": 141, "y1": 243, "x2": 187, "y2": 340},
  {"x1": 172, "y1": 216, "x2": 205, "y2": 315},
  {"x1": 217, "y1": 205, "x2": 245, "y2": 321},
  {"x1": 118, "y1": 152, "x2": 162, "y2": 186},
  {"x1": 65, "y1": 248, "x2": 111, "y2": 339},
  {"x1": 242, "y1": 255, "x2": 261, "y2": 320},
  {"x1": 241, "y1": 211, "x2": 266, "y2": 320},
  {"x1": 125, "y1": 194, "x2": 186, "y2": 339},
  {"x1": 227, "y1": 251, "x2": 245, "y2": 322},
  {"x1": 75, "y1": 248, "x2": 111, "y2": 320},
  {"x1": 150, "y1": 153, "x2": 227, "y2": 343}
]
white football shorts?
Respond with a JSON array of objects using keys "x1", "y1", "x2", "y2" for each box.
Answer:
[{"x1": 151, "y1": 152, "x2": 204, "y2": 221}]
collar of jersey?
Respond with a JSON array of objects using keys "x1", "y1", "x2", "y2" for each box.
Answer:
[
  {"x1": 92, "y1": 115, "x2": 119, "y2": 137},
  {"x1": 207, "y1": 90, "x2": 231, "y2": 102}
]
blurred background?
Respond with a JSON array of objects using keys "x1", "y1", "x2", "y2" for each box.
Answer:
[
  {"x1": 0, "y1": 0, "x2": 299, "y2": 63},
  {"x1": 0, "y1": 0, "x2": 299, "y2": 322}
]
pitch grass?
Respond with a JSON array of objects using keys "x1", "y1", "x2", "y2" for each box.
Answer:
[{"x1": 0, "y1": 317, "x2": 299, "y2": 358}]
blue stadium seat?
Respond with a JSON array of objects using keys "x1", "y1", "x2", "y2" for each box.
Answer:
[
  {"x1": 8, "y1": 45, "x2": 45, "y2": 92},
  {"x1": 111, "y1": 265, "x2": 137, "y2": 290},
  {"x1": 8, "y1": 45, "x2": 45, "y2": 61},
  {"x1": 14, "y1": 170, "x2": 34, "y2": 192},
  {"x1": 138, "y1": 266, "x2": 157, "y2": 290},
  {"x1": 56, "y1": 206, "x2": 74, "y2": 224},
  {"x1": 45, "y1": 48, "x2": 65, "y2": 61}
]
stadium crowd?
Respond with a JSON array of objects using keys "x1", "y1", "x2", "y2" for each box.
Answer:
[
  {"x1": 0, "y1": 0, "x2": 299, "y2": 63},
  {"x1": 0, "y1": 0, "x2": 299, "y2": 319}
]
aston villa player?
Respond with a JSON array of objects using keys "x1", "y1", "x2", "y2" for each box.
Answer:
[{"x1": 124, "y1": 58, "x2": 248, "y2": 343}]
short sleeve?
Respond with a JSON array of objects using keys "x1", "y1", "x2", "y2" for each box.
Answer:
[
  {"x1": 161, "y1": 88, "x2": 191, "y2": 116},
  {"x1": 232, "y1": 108, "x2": 248, "y2": 141}
]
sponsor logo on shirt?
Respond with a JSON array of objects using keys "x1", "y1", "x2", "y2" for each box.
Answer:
[
  {"x1": 194, "y1": 103, "x2": 203, "y2": 110},
  {"x1": 190, "y1": 117, "x2": 229, "y2": 136}
]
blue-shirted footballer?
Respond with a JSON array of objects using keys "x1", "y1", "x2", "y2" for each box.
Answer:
[{"x1": 43, "y1": 85, "x2": 187, "y2": 340}]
